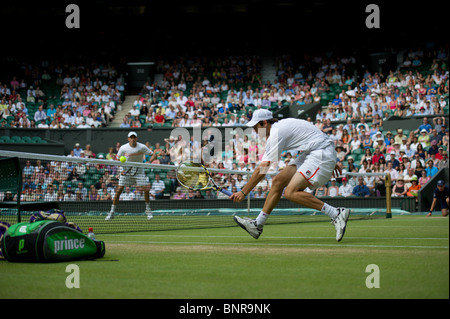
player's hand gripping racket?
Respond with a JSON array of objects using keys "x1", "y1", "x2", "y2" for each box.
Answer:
[{"x1": 176, "y1": 162, "x2": 233, "y2": 196}]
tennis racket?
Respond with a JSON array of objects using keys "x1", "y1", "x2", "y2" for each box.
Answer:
[
  {"x1": 122, "y1": 166, "x2": 139, "y2": 176},
  {"x1": 176, "y1": 162, "x2": 232, "y2": 196}
]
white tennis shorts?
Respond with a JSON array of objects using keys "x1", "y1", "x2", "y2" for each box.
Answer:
[
  {"x1": 118, "y1": 168, "x2": 150, "y2": 187},
  {"x1": 289, "y1": 144, "x2": 337, "y2": 190}
]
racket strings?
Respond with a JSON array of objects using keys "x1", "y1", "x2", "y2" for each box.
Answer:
[
  {"x1": 177, "y1": 169, "x2": 200, "y2": 188},
  {"x1": 177, "y1": 163, "x2": 210, "y2": 190}
]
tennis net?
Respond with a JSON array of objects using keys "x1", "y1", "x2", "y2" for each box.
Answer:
[{"x1": 0, "y1": 150, "x2": 403, "y2": 234}]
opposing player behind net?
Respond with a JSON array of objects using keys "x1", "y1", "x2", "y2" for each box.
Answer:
[
  {"x1": 105, "y1": 131, "x2": 157, "y2": 221},
  {"x1": 230, "y1": 109, "x2": 350, "y2": 241}
]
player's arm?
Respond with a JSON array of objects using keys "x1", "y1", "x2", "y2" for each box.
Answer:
[
  {"x1": 116, "y1": 148, "x2": 124, "y2": 161},
  {"x1": 230, "y1": 161, "x2": 271, "y2": 203},
  {"x1": 230, "y1": 129, "x2": 281, "y2": 202},
  {"x1": 147, "y1": 149, "x2": 157, "y2": 163}
]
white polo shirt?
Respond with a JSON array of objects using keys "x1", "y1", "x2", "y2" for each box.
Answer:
[
  {"x1": 261, "y1": 118, "x2": 333, "y2": 163},
  {"x1": 117, "y1": 142, "x2": 152, "y2": 163}
]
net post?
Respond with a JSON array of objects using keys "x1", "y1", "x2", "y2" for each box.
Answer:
[
  {"x1": 385, "y1": 172, "x2": 392, "y2": 218},
  {"x1": 16, "y1": 158, "x2": 23, "y2": 223}
]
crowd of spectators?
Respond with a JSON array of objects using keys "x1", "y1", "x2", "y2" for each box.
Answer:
[
  {"x1": 0, "y1": 59, "x2": 125, "y2": 129},
  {"x1": 1, "y1": 44, "x2": 449, "y2": 202},
  {"x1": 2, "y1": 111, "x2": 448, "y2": 203},
  {"x1": 313, "y1": 116, "x2": 449, "y2": 199},
  {"x1": 118, "y1": 54, "x2": 264, "y2": 129},
  {"x1": 115, "y1": 46, "x2": 449, "y2": 132}
]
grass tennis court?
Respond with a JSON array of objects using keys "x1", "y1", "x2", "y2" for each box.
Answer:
[{"x1": 0, "y1": 215, "x2": 448, "y2": 300}]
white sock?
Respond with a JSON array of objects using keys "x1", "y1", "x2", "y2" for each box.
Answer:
[
  {"x1": 256, "y1": 211, "x2": 269, "y2": 228},
  {"x1": 110, "y1": 204, "x2": 116, "y2": 213},
  {"x1": 321, "y1": 203, "x2": 338, "y2": 219},
  {"x1": 146, "y1": 203, "x2": 151, "y2": 213}
]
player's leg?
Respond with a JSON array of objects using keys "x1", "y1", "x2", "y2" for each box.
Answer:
[
  {"x1": 234, "y1": 164, "x2": 297, "y2": 239},
  {"x1": 106, "y1": 185, "x2": 124, "y2": 220},
  {"x1": 256, "y1": 164, "x2": 298, "y2": 224},
  {"x1": 284, "y1": 148, "x2": 350, "y2": 241},
  {"x1": 142, "y1": 185, "x2": 153, "y2": 220},
  {"x1": 137, "y1": 172, "x2": 153, "y2": 220},
  {"x1": 261, "y1": 164, "x2": 298, "y2": 214},
  {"x1": 283, "y1": 172, "x2": 327, "y2": 210}
]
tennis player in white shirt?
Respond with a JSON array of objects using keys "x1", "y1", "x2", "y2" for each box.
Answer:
[
  {"x1": 106, "y1": 131, "x2": 156, "y2": 221},
  {"x1": 231, "y1": 109, "x2": 350, "y2": 241}
]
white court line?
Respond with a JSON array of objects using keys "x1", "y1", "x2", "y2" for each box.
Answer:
[
  {"x1": 108, "y1": 240, "x2": 449, "y2": 250},
  {"x1": 107, "y1": 234, "x2": 449, "y2": 241}
]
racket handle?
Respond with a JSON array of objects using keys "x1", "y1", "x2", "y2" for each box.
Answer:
[{"x1": 220, "y1": 189, "x2": 233, "y2": 197}]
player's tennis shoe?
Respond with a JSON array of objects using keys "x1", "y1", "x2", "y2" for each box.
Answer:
[
  {"x1": 146, "y1": 208, "x2": 153, "y2": 220},
  {"x1": 234, "y1": 216, "x2": 263, "y2": 239},
  {"x1": 105, "y1": 212, "x2": 114, "y2": 221},
  {"x1": 331, "y1": 208, "x2": 350, "y2": 241}
]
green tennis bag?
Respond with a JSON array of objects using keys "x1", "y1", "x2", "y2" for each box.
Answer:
[{"x1": 0, "y1": 220, "x2": 105, "y2": 263}]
